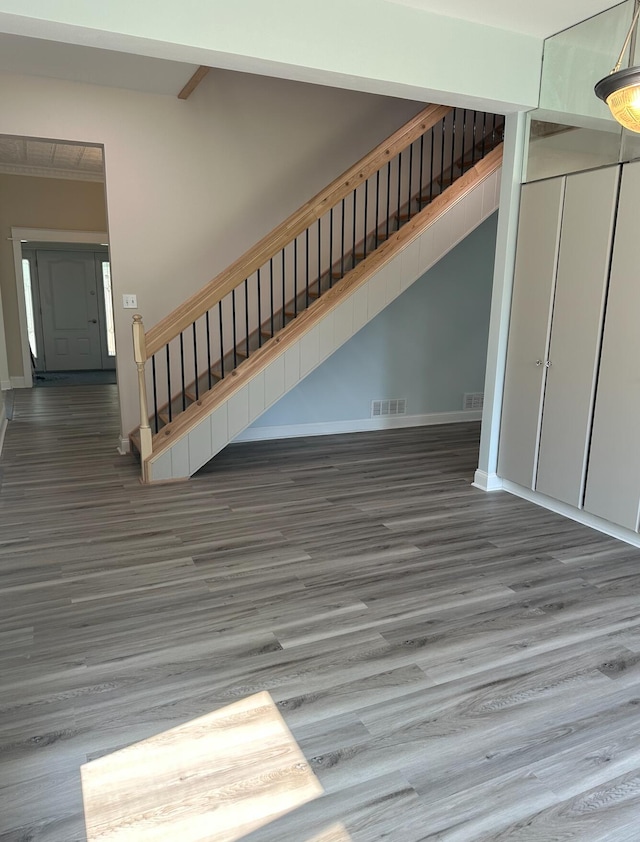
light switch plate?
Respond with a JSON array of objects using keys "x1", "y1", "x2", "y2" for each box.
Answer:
[{"x1": 123, "y1": 294, "x2": 137, "y2": 309}]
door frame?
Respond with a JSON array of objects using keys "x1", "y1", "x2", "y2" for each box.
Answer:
[
  {"x1": 23, "y1": 247, "x2": 112, "y2": 374},
  {"x1": 11, "y1": 227, "x2": 109, "y2": 388}
]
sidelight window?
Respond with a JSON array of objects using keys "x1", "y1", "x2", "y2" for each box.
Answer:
[{"x1": 21, "y1": 258, "x2": 38, "y2": 359}]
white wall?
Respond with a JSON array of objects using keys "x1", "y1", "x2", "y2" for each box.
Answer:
[
  {"x1": 0, "y1": 68, "x2": 423, "y2": 436},
  {"x1": 241, "y1": 213, "x2": 497, "y2": 437}
]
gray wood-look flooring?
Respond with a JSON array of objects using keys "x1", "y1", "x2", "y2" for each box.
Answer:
[{"x1": 2, "y1": 386, "x2": 640, "y2": 841}]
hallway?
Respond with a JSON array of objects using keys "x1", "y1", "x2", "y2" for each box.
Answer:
[{"x1": 2, "y1": 387, "x2": 640, "y2": 840}]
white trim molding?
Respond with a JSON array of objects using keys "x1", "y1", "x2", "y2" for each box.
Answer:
[
  {"x1": 472, "y1": 470, "x2": 504, "y2": 492},
  {"x1": 117, "y1": 436, "x2": 131, "y2": 455},
  {"x1": 0, "y1": 400, "x2": 7, "y2": 456},
  {"x1": 0, "y1": 275, "x2": 9, "y2": 390},
  {"x1": 234, "y1": 410, "x2": 482, "y2": 443},
  {"x1": 475, "y1": 112, "x2": 527, "y2": 492},
  {"x1": 10, "y1": 376, "x2": 26, "y2": 389},
  {"x1": 11, "y1": 227, "x2": 109, "y2": 388},
  {"x1": 502, "y1": 479, "x2": 640, "y2": 550}
]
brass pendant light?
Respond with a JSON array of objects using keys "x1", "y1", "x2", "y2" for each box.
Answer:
[{"x1": 595, "y1": 4, "x2": 640, "y2": 132}]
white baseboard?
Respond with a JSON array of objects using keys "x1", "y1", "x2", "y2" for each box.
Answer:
[
  {"x1": 502, "y1": 479, "x2": 640, "y2": 550},
  {"x1": 234, "y1": 410, "x2": 482, "y2": 443},
  {"x1": 117, "y1": 436, "x2": 131, "y2": 455},
  {"x1": 0, "y1": 403, "x2": 7, "y2": 456},
  {"x1": 10, "y1": 376, "x2": 26, "y2": 388},
  {"x1": 1, "y1": 379, "x2": 11, "y2": 390},
  {"x1": 472, "y1": 470, "x2": 504, "y2": 492}
]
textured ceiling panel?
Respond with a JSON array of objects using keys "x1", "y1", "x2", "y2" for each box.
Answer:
[{"x1": 0, "y1": 137, "x2": 104, "y2": 181}]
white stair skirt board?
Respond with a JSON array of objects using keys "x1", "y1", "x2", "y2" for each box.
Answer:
[
  {"x1": 502, "y1": 479, "x2": 640, "y2": 550},
  {"x1": 472, "y1": 470, "x2": 504, "y2": 492},
  {"x1": 148, "y1": 168, "x2": 501, "y2": 482},
  {"x1": 235, "y1": 410, "x2": 483, "y2": 443}
]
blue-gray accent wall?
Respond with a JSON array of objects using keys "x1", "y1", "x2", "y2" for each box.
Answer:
[{"x1": 248, "y1": 212, "x2": 497, "y2": 429}]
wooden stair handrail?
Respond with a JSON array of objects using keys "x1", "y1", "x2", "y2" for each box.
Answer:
[{"x1": 145, "y1": 103, "x2": 453, "y2": 357}]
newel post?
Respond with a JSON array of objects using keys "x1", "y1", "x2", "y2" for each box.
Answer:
[{"x1": 132, "y1": 314, "x2": 153, "y2": 472}]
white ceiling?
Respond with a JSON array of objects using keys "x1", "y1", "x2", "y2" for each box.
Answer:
[
  {"x1": 385, "y1": 0, "x2": 623, "y2": 38},
  {"x1": 0, "y1": 137, "x2": 104, "y2": 181}
]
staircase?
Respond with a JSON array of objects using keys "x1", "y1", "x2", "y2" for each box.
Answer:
[{"x1": 130, "y1": 105, "x2": 504, "y2": 483}]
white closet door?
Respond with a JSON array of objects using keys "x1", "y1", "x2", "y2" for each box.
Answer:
[
  {"x1": 535, "y1": 166, "x2": 619, "y2": 508},
  {"x1": 584, "y1": 161, "x2": 640, "y2": 530},
  {"x1": 497, "y1": 177, "x2": 564, "y2": 488}
]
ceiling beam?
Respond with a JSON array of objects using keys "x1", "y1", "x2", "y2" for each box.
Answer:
[{"x1": 178, "y1": 66, "x2": 210, "y2": 100}]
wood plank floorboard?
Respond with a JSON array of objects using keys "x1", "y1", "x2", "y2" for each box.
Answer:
[{"x1": 2, "y1": 386, "x2": 640, "y2": 839}]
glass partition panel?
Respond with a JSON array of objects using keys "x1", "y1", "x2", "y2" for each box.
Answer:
[
  {"x1": 524, "y1": 1, "x2": 634, "y2": 182},
  {"x1": 539, "y1": 1, "x2": 633, "y2": 125},
  {"x1": 525, "y1": 118, "x2": 622, "y2": 182},
  {"x1": 621, "y1": 130, "x2": 640, "y2": 160}
]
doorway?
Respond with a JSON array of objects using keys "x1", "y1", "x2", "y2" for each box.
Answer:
[
  {"x1": 22, "y1": 245, "x2": 116, "y2": 382},
  {"x1": 11, "y1": 227, "x2": 112, "y2": 389}
]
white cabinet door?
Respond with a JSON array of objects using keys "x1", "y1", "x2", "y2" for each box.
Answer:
[
  {"x1": 584, "y1": 161, "x2": 640, "y2": 530},
  {"x1": 535, "y1": 166, "x2": 620, "y2": 508},
  {"x1": 497, "y1": 177, "x2": 564, "y2": 488}
]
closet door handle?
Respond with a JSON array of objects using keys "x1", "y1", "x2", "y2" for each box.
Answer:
[
  {"x1": 545, "y1": 360, "x2": 552, "y2": 368},
  {"x1": 88, "y1": 319, "x2": 98, "y2": 324},
  {"x1": 535, "y1": 359, "x2": 543, "y2": 366}
]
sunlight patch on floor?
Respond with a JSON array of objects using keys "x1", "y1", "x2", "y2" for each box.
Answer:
[{"x1": 81, "y1": 691, "x2": 350, "y2": 841}]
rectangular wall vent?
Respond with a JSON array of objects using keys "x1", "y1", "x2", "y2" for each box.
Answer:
[
  {"x1": 463, "y1": 392, "x2": 484, "y2": 411},
  {"x1": 371, "y1": 398, "x2": 407, "y2": 418}
]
